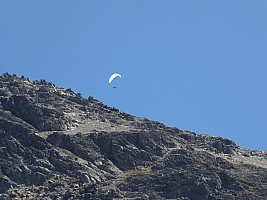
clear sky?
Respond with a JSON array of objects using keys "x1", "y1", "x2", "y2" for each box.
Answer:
[{"x1": 0, "y1": 1, "x2": 266, "y2": 150}]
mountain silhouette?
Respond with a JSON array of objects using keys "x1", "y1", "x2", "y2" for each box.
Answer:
[{"x1": 0, "y1": 72, "x2": 266, "y2": 199}]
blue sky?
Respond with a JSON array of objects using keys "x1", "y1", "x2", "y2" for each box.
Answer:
[{"x1": 0, "y1": 1, "x2": 267, "y2": 150}]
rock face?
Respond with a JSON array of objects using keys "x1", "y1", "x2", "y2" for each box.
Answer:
[{"x1": 0, "y1": 72, "x2": 267, "y2": 199}]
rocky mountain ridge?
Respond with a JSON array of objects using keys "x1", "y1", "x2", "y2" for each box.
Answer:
[{"x1": 0, "y1": 73, "x2": 266, "y2": 199}]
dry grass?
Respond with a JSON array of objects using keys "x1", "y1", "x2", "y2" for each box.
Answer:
[{"x1": 125, "y1": 166, "x2": 153, "y2": 177}]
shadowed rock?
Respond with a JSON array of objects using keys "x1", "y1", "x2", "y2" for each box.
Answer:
[{"x1": 0, "y1": 73, "x2": 267, "y2": 199}]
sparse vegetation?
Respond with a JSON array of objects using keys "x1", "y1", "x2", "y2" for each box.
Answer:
[{"x1": 0, "y1": 74, "x2": 267, "y2": 199}]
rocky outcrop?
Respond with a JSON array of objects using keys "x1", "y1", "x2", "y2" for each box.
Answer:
[
  {"x1": 2, "y1": 95, "x2": 71, "y2": 131},
  {"x1": 0, "y1": 73, "x2": 267, "y2": 199}
]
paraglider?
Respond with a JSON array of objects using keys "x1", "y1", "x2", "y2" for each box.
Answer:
[
  {"x1": 108, "y1": 73, "x2": 121, "y2": 83},
  {"x1": 109, "y1": 73, "x2": 121, "y2": 89}
]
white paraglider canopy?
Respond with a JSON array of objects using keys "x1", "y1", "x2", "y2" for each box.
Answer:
[{"x1": 108, "y1": 73, "x2": 121, "y2": 83}]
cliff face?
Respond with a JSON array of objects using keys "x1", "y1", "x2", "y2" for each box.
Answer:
[{"x1": 0, "y1": 73, "x2": 267, "y2": 200}]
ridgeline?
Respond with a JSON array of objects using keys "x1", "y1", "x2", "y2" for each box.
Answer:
[{"x1": 0, "y1": 73, "x2": 266, "y2": 199}]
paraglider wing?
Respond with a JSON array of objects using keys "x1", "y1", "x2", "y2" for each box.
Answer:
[{"x1": 108, "y1": 73, "x2": 121, "y2": 83}]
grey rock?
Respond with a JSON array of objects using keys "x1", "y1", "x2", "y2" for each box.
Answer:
[{"x1": 0, "y1": 73, "x2": 267, "y2": 199}]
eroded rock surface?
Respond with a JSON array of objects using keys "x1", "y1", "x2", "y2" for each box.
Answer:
[{"x1": 0, "y1": 73, "x2": 267, "y2": 199}]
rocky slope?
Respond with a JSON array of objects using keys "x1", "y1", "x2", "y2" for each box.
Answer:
[{"x1": 0, "y1": 72, "x2": 266, "y2": 200}]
